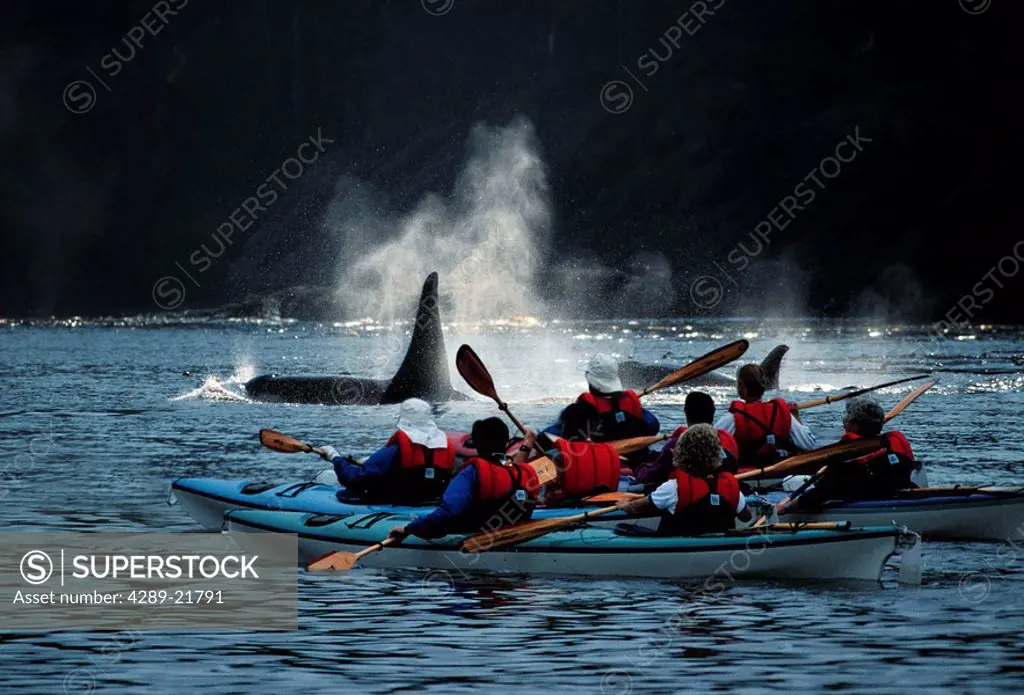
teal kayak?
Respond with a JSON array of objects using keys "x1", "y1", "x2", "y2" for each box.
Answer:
[{"x1": 224, "y1": 508, "x2": 908, "y2": 581}]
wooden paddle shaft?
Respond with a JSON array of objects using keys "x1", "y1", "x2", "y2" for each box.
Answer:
[
  {"x1": 884, "y1": 379, "x2": 937, "y2": 422},
  {"x1": 465, "y1": 505, "x2": 621, "y2": 552},
  {"x1": 307, "y1": 536, "x2": 399, "y2": 572},
  {"x1": 542, "y1": 506, "x2": 619, "y2": 531},
  {"x1": 796, "y1": 374, "x2": 930, "y2": 410},
  {"x1": 796, "y1": 393, "x2": 846, "y2": 409},
  {"x1": 735, "y1": 437, "x2": 883, "y2": 481},
  {"x1": 354, "y1": 537, "x2": 396, "y2": 561},
  {"x1": 499, "y1": 402, "x2": 528, "y2": 436},
  {"x1": 610, "y1": 434, "x2": 669, "y2": 455},
  {"x1": 582, "y1": 492, "x2": 644, "y2": 504}
]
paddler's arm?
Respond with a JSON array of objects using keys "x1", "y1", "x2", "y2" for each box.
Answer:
[
  {"x1": 735, "y1": 492, "x2": 752, "y2": 523},
  {"x1": 787, "y1": 415, "x2": 817, "y2": 452},
  {"x1": 620, "y1": 477, "x2": 680, "y2": 516},
  {"x1": 617, "y1": 480, "x2": 672, "y2": 516},
  {"x1": 511, "y1": 428, "x2": 538, "y2": 464},
  {"x1": 324, "y1": 444, "x2": 400, "y2": 486},
  {"x1": 404, "y1": 466, "x2": 478, "y2": 540},
  {"x1": 637, "y1": 409, "x2": 660, "y2": 436},
  {"x1": 617, "y1": 496, "x2": 658, "y2": 516}
]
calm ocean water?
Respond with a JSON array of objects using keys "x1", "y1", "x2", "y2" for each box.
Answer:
[{"x1": 2, "y1": 318, "x2": 1023, "y2": 694}]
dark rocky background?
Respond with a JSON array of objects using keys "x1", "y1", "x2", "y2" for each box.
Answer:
[{"x1": 1, "y1": 0, "x2": 1019, "y2": 320}]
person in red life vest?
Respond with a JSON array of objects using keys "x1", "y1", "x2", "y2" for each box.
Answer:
[
  {"x1": 789, "y1": 397, "x2": 920, "y2": 509},
  {"x1": 616, "y1": 424, "x2": 752, "y2": 534},
  {"x1": 532, "y1": 411, "x2": 618, "y2": 503},
  {"x1": 633, "y1": 392, "x2": 740, "y2": 487},
  {"x1": 387, "y1": 417, "x2": 541, "y2": 541},
  {"x1": 553, "y1": 353, "x2": 660, "y2": 442},
  {"x1": 715, "y1": 363, "x2": 816, "y2": 470},
  {"x1": 318, "y1": 398, "x2": 455, "y2": 503}
]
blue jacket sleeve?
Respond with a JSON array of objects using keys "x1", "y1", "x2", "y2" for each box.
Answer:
[
  {"x1": 639, "y1": 409, "x2": 660, "y2": 436},
  {"x1": 406, "y1": 466, "x2": 478, "y2": 539},
  {"x1": 543, "y1": 406, "x2": 568, "y2": 437},
  {"x1": 332, "y1": 444, "x2": 400, "y2": 487}
]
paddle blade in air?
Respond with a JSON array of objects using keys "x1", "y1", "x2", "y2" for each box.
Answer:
[
  {"x1": 643, "y1": 339, "x2": 749, "y2": 394},
  {"x1": 456, "y1": 344, "x2": 499, "y2": 401},
  {"x1": 259, "y1": 429, "x2": 311, "y2": 454}
]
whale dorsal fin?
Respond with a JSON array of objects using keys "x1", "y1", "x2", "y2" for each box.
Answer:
[
  {"x1": 382, "y1": 272, "x2": 453, "y2": 403},
  {"x1": 760, "y1": 344, "x2": 789, "y2": 390}
]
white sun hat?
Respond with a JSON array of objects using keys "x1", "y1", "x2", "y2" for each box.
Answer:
[
  {"x1": 397, "y1": 398, "x2": 448, "y2": 449},
  {"x1": 585, "y1": 353, "x2": 623, "y2": 393}
]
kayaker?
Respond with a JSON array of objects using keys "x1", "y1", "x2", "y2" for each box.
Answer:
[
  {"x1": 537, "y1": 427, "x2": 623, "y2": 504},
  {"x1": 318, "y1": 398, "x2": 456, "y2": 503},
  {"x1": 789, "y1": 397, "x2": 918, "y2": 508},
  {"x1": 632, "y1": 391, "x2": 740, "y2": 487},
  {"x1": 555, "y1": 353, "x2": 660, "y2": 442},
  {"x1": 386, "y1": 417, "x2": 541, "y2": 541},
  {"x1": 616, "y1": 424, "x2": 752, "y2": 534},
  {"x1": 715, "y1": 363, "x2": 815, "y2": 469}
]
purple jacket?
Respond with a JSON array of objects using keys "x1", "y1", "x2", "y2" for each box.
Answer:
[{"x1": 632, "y1": 434, "x2": 680, "y2": 486}]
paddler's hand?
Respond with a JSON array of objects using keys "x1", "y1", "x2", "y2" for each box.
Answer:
[
  {"x1": 617, "y1": 496, "x2": 655, "y2": 516},
  {"x1": 788, "y1": 401, "x2": 802, "y2": 422},
  {"x1": 387, "y1": 526, "x2": 409, "y2": 544},
  {"x1": 616, "y1": 499, "x2": 640, "y2": 514},
  {"x1": 318, "y1": 445, "x2": 340, "y2": 462},
  {"x1": 522, "y1": 428, "x2": 538, "y2": 451}
]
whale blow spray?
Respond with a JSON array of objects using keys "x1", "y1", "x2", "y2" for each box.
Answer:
[{"x1": 328, "y1": 118, "x2": 550, "y2": 325}]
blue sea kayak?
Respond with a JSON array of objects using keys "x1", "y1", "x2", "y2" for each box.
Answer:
[{"x1": 170, "y1": 477, "x2": 639, "y2": 531}]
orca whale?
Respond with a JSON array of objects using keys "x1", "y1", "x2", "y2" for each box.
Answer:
[
  {"x1": 617, "y1": 344, "x2": 789, "y2": 392},
  {"x1": 244, "y1": 269, "x2": 788, "y2": 405},
  {"x1": 244, "y1": 272, "x2": 465, "y2": 405}
]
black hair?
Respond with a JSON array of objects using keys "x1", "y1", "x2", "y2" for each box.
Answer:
[
  {"x1": 684, "y1": 391, "x2": 716, "y2": 425},
  {"x1": 471, "y1": 417, "x2": 510, "y2": 460},
  {"x1": 559, "y1": 403, "x2": 594, "y2": 441}
]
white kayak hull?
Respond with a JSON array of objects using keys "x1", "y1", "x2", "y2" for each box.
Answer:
[
  {"x1": 783, "y1": 492, "x2": 1024, "y2": 541},
  {"x1": 173, "y1": 487, "x2": 238, "y2": 530},
  {"x1": 224, "y1": 510, "x2": 904, "y2": 582}
]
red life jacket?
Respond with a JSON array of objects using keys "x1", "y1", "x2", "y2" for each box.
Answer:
[
  {"x1": 659, "y1": 469, "x2": 741, "y2": 535},
  {"x1": 550, "y1": 439, "x2": 620, "y2": 498},
  {"x1": 577, "y1": 390, "x2": 643, "y2": 418},
  {"x1": 471, "y1": 457, "x2": 541, "y2": 503},
  {"x1": 728, "y1": 398, "x2": 795, "y2": 466},
  {"x1": 671, "y1": 426, "x2": 740, "y2": 463},
  {"x1": 387, "y1": 430, "x2": 456, "y2": 473},
  {"x1": 838, "y1": 431, "x2": 914, "y2": 466}
]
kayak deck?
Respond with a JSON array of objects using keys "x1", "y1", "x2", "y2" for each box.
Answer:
[{"x1": 171, "y1": 477, "x2": 642, "y2": 530}]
